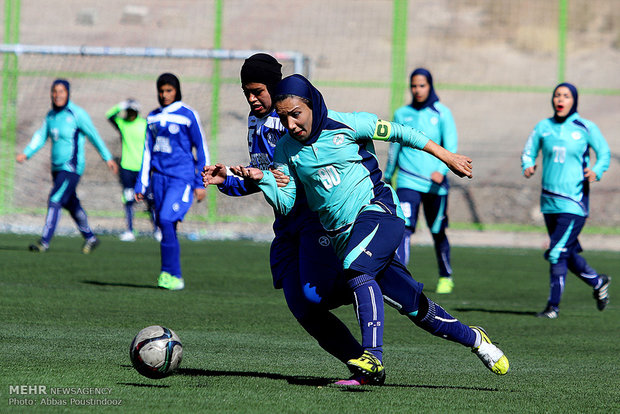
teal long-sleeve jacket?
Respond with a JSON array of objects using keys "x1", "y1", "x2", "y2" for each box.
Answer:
[{"x1": 23, "y1": 101, "x2": 113, "y2": 175}]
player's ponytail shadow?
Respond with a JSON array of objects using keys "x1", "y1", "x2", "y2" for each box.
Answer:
[
  {"x1": 176, "y1": 368, "x2": 502, "y2": 392},
  {"x1": 82, "y1": 280, "x2": 160, "y2": 289}
]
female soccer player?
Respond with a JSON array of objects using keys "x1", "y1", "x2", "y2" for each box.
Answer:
[
  {"x1": 16, "y1": 79, "x2": 118, "y2": 253},
  {"x1": 135, "y1": 73, "x2": 209, "y2": 290},
  {"x1": 229, "y1": 74, "x2": 509, "y2": 384},
  {"x1": 521, "y1": 82, "x2": 611, "y2": 318},
  {"x1": 384, "y1": 68, "x2": 458, "y2": 294}
]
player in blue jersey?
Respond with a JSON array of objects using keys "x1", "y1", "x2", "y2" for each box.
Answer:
[
  {"x1": 384, "y1": 68, "x2": 458, "y2": 294},
  {"x1": 16, "y1": 79, "x2": 118, "y2": 253},
  {"x1": 521, "y1": 82, "x2": 611, "y2": 319},
  {"x1": 230, "y1": 74, "x2": 509, "y2": 385},
  {"x1": 203, "y1": 53, "x2": 366, "y2": 373},
  {"x1": 135, "y1": 73, "x2": 209, "y2": 290}
]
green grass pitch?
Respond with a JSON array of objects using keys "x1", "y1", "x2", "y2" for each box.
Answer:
[{"x1": 1, "y1": 233, "x2": 618, "y2": 413}]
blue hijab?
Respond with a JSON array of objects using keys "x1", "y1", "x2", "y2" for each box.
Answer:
[
  {"x1": 552, "y1": 82, "x2": 578, "y2": 123},
  {"x1": 51, "y1": 79, "x2": 70, "y2": 111},
  {"x1": 410, "y1": 68, "x2": 439, "y2": 110},
  {"x1": 274, "y1": 74, "x2": 330, "y2": 145}
]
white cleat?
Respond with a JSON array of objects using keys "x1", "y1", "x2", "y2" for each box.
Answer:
[
  {"x1": 119, "y1": 230, "x2": 136, "y2": 242},
  {"x1": 471, "y1": 326, "x2": 509, "y2": 375}
]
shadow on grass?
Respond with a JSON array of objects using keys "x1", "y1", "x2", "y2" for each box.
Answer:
[
  {"x1": 176, "y1": 368, "x2": 501, "y2": 392},
  {"x1": 118, "y1": 382, "x2": 170, "y2": 388},
  {"x1": 82, "y1": 280, "x2": 160, "y2": 289},
  {"x1": 454, "y1": 307, "x2": 536, "y2": 316}
]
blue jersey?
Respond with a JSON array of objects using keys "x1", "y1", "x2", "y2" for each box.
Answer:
[
  {"x1": 384, "y1": 102, "x2": 457, "y2": 195},
  {"x1": 521, "y1": 112, "x2": 610, "y2": 217},
  {"x1": 23, "y1": 101, "x2": 112, "y2": 175},
  {"x1": 217, "y1": 110, "x2": 314, "y2": 231},
  {"x1": 257, "y1": 111, "x2": 429, "y2": 255},
  {"x1": 136, "y1": 101, "x2": 209, "y2": 194}
]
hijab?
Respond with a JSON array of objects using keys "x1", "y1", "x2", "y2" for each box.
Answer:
[
  {"x1": 409, "y1": 68, "x2": 439, "y2": 110},
  {"x1": 240, "y1": 53, "x2": 282, "y2": 96},
  {"x1": 274, "y1": 74, "x2": 329, "y2": 144},
  {"x1": 51, "y1": 79, "x2": 70, "y2": 111},
  {"x1": 552, "y1": 82, "x2": 578, "y2": 123}
]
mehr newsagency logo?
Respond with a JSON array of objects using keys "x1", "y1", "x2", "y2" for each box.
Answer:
[{"x1": 7, "y1": 384, "x2": 122, "y2": 407}]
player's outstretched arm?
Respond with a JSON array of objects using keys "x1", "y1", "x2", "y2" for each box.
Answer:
[{"x1": 422, "y1": 139, "x2": 472, "y2": 179}]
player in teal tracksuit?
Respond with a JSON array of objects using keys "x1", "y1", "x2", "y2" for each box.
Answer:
[
  {"x1": 232, "y1": 74, "x2": 509, "y2": 385},
  {"x1": 521, "y1": 82, "x2": 611, "y2": 318},
  {"x1": 16, "y1": 79, "x2": 118, "y2": 253},
  {"x1": 384, "y1": 68, "x2": 458, "y2": 294}
]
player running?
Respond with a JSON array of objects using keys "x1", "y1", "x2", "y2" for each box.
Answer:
[
  {"x1": 16, "y1": 79, "x2": 118, "y2": 253},
  {"x1": 521, "y1": 82, "x2": 611, "y2": 318},
  {"x1": 135, "y1": 73, "x2": 209, "y2": 290},
  {"x1": 229, "y1": 74, "x2": 509, "y2": 385}
]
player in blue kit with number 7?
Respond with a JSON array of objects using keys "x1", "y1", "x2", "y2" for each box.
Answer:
[
  {"x1": 230, "y1": 74, "x2": 509, "y2": 385},
  {"x1": 135, "y1": 73, "x2": 209, "y2": 290}
]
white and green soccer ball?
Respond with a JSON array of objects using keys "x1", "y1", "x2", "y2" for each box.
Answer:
[{"x1": 129, "y1": 325, "x2": 183, "y2": 379}]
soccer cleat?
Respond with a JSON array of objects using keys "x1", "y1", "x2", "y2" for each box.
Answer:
[
  {"x1": 29, "y1": 242, "x2": 48, "y2": 252},
  {"x1": 157, "y1": 272, "x2": 185, "y2": 290},
  {"x1": 536, "y1": 305, "x2": 559, "y2": 319},
  {"x1": 470, "y1": 326, "x2": 509, "y2": 375},
  {"x1": 436, "y1": 277, "x2": 454, "y2": 294},
  {"x1": 119, "y1": 230, "x2": 136, "y2": 242},
  {"x1": 153, "y1": 229, "x2": 163, "y2": 242},
  {"x1": 336, "y1": 351, "x2": 385, "y2": 386},
  {"x1": 593, "y1": 274, "x2": 610, "y2": 311},
  {"x1": 82, "y1": 237, "x2": 100, "y2": 254}
]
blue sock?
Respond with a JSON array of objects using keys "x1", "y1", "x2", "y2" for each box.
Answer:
[
  {"x1": 69, "y1": 206, "x2": 95, "y2": 240},
  {"x1": 568, "y1": 254, "x2": 598, "y2": 287},
  {"x1": 124, "y1": 202, "x2": 134, "y2": 232},
  {"x1": 41, "y1": 202, "x2": 62, "y2": 246},
  {"x1": 347, "y1": 273, "x2": 384, "y2": 362},
  {"x1": 432, "y1": 232, "x2": 452, "y2": 277},
  {"x1": 160, "y1": 220, "x2": 181, "y2": 277},
  {"x1": 549, "y1": 262, "x2": 567, "y2": 307},
  {"x1": 411, "y1": 295, "x2": 476, "y2": 347}
]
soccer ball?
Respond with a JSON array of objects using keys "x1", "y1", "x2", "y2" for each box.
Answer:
[{"x1": 129, "y1": 325, "x2": 183, "y2": 379}]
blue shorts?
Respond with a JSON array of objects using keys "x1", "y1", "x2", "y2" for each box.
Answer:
[
  {"x1": 150, "y1": 172, "x2": 194, "y2": 223},
  {"x1": 543, "y1": 213, "x2": 585, "y2": 264},
  {"x1": 49, "y1": 171, "x2": 81, "y2": 207},
  {"x1": 397, "y1": 188, "x2": 448, "y2": 234},
  {"x1": 341, "y1": 210, "x2": 405, "y2": 277}
]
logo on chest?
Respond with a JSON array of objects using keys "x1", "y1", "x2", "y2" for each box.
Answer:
[
  {"x1": 571, "y1": 131, "x2": 582, "y2": 140},
  {"x1": 168, "y1": 124, "x2": 180, "y2": 134}
]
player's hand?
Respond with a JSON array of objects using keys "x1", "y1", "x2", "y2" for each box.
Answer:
[
  {"x1": 431, "y1": 171, "x2": 445, "y2": 184},
  {"x1": 523, "y1": 165, "x2": 536, "y2": 178},
  {"x1": 16, "y1": 153, "x2": 27, "y2": 163},
  {"x1": 270, "y1": 167, "x2": 290, "y2": 188},
  {"x1": 584, "y1": 167, "x2": 597, "y2": 182},
  {"x1": 194, "y1": 188, "x2": 207, "y2": 202},
  {"x1": 445, "y1": 153, "x2": 473, "y2": 179},
  {"x1": 230, "y1": 165, "x2": 264, "y2": 181},
  {"x1": 202, "y1": 163, "x2": 227, "y2": 186},
  {"x1": 135, "y1": 193, "x2": 145, "y2": 202},
  {"x1": 107, "y1": 159, "x2": 119, "y2": 174}
]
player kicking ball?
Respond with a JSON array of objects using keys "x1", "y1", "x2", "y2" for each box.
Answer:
[{"x1": 228, "y1": 74, "x2": 509, "y2": 385}]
